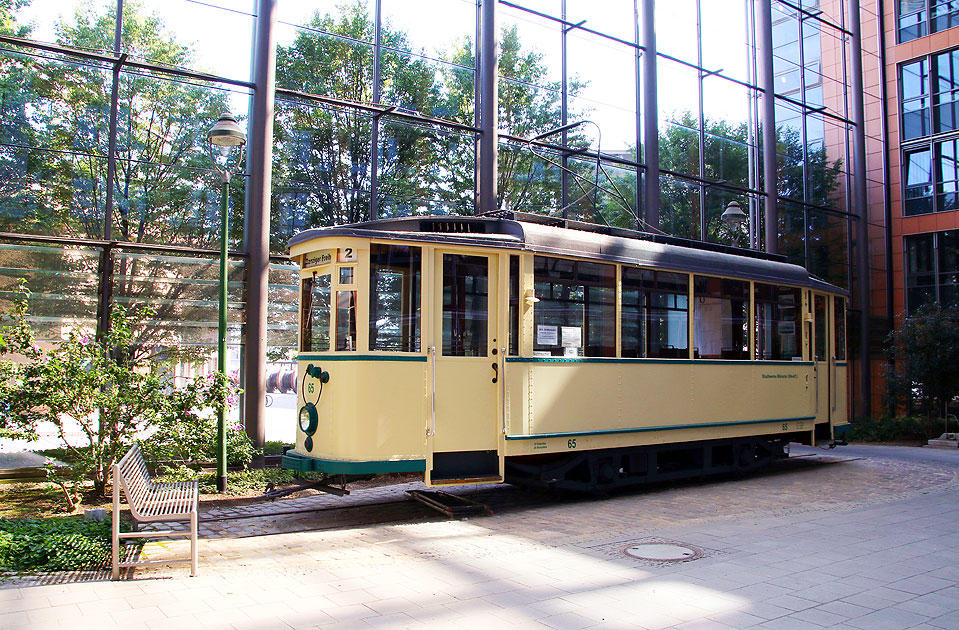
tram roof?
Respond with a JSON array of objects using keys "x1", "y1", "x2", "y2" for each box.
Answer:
[{"x1": 289, "y1": 214, "x2": 847, "y2": 295}]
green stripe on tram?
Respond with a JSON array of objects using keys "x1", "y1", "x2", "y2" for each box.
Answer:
[
  {"x1": 282, "y1": 451, "x2": 427, "y2": 474},
  {"x1": 297, "y1": 354, "x2": 428, "y2": 362},
  {"x1": 506, "y1": 357, "x2": 814, "y2": 366}
]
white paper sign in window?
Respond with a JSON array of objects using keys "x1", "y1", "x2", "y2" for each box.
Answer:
[
  {"x1": 537, "y1": 324, "x2": 558, "y2": 346},
  {"x1": 561, "y1": 326, "x2": 582, "y2": 348}
]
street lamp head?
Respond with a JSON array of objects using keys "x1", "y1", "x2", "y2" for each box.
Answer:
[
  {"x1": 721, "y1": 200, "x2": 747, "y2": 231},
  {"x1": 207, "y1": 113, "x2": 246, "y2": 150}
]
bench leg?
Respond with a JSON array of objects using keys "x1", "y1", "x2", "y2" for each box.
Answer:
[
  {"x1": 190, "y1": 510, "x2": 198, "y2": 577},
  {"x1": 111, "y1": 471, "x2": 120, "y2": 580}
]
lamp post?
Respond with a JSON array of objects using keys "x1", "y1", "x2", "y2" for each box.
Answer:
[
  {"x1": 206, "y1": 113, "x2": 246, "y2": 493},
  {"x1": 721, "y1": 200, "x2": 748, "y2": 248}
]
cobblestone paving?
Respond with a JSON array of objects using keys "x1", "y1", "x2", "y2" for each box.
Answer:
[{"x1": 3, "y1": 445, "x2": 959, "y2": 629}]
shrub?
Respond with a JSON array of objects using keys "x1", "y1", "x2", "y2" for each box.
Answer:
[
  {"x1": 155, "y1": 465, "x2": 301, "y2": 495},
  {"x1": 847, "y1": 415, "x2": 944, "y2": 443},
  {"x1": 883, "y1": 304, "x2": 959, "y2": 420},
  {"x1": 0, "y1": 517, "x2": 138, "y2": 572}
]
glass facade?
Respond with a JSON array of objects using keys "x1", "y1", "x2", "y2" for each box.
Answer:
[
  {"x1": 0, "y1": 0, "x2": 866, "y2": 431},
  {"x1": 905, "y1": 230, "x2": 959, "y2": 313}
]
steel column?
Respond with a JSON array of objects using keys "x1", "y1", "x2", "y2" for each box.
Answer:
[
  {"x1": 640, "y1": 0, "x2": 659, "y2": 230},
  {"x1": 478, "y1": 0, "x2": 499, "y2": 213},
  {"x1": 756, "y1": 0, "x2": 778, "y2": 254},
  {"x1": 243, "y1": 0, "x2": 278, "y2": 456},
  {"x1": 847, "y1": 0, "x2": 872, "y2": 421}
]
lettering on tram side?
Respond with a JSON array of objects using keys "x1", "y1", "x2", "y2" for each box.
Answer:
[
  {"x1": 762, "y1": 373, "x2": 799, "y2": 380},
  {"x1": 302, "y1": 249, "x2": 334, "y2": 270},
  {"x1": 533, "y1": 441, "x2": 548, "y2": 451}
]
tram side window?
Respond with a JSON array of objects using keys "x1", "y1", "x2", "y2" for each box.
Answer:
[
  {"x1": 814, "y1": 294, "x2": 827, "y2": 361},
  {"x1": 336, "y1": 291, "x2": 356, "y2": 351},
  {"x1": 300, "y1": 273, "x2": 331, "y2": 352},
  {"x1": 509, "y1": 256, "x2": 519, "y2": 356},
  {"x1": 533, "y1": 256, "x2": 615, "y2": 357},
  {"x1": 369, "y1": 244, "x2": 421, "y2": 352},
  {"x1": 693, "y1": 276, "x2": 748, "y2": 360},
  {"x1": 621, "y1": 268, "x2": 689, "y2": 358},
  {"x1": 834, "y1": 296, "x2": 846, "y2": 360},
  {"x1": 754, "y1": 284, "x2": 801, "y2": 360}
]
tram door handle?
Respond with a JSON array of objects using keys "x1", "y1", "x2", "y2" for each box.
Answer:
[{"x1": 491, "y1": 362, "x2": 499, "y2": 383}]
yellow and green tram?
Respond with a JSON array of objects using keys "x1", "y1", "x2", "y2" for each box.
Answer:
[{"x1": 282, "y1": 213, "x2": 849, "y2": 491}]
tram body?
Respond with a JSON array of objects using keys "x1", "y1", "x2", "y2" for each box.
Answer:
[{"x1": 282, "y1": 214, "x2": 850, "y2": 491}]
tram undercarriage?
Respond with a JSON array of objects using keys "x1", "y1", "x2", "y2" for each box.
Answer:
[{"x1": 504, "y1": 435, "x2": 800, "y2": 492}]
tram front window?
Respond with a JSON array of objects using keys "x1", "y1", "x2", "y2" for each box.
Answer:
[
  {"x1": 300, "y1": 273, "x2": 331, "y2": 352},
  {"x1": 442, "y1": 254, "x2": 487, "y2": 357},
  {"x1": 369, "y1": 244, "x2": 421, "y2": 352}
]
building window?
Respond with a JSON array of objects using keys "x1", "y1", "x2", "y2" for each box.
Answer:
[
  {"x1": 902, "y1": 59, "x2": 930, "y2": 141},
  {"x1": 898, "y1": 0, "x2": 959, "y2": 43},
  {"x1": 905, "y1": 230, "x2": 959, "y2": 313},
  {"x1": 901, "y1": 138, "x2": 959, "y2": 215}
]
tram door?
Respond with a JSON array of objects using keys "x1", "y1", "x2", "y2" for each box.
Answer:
[
  {"x1": 812, "y1": 293, "x2": 831, "y2": 427},
  {"x1": 427, "y1": 251, "x2": 503, "y2": 484}
]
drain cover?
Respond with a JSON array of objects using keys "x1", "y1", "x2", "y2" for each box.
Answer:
[{"x1": 623, "y1": 542, "x2": 703, "y2": 562}]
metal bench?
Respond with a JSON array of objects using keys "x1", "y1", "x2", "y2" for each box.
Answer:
[{"x1": 111, "y1": 444, "x2": 198, "y2": 579}]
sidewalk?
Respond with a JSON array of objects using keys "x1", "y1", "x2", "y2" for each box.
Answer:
[{"x1": 2, "y1": 445, "x2": 958, "y2": 629}]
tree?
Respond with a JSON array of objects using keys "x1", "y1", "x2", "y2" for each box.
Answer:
[{"x1": 883, "y1": 304, "x2": 959, "y2": 420}]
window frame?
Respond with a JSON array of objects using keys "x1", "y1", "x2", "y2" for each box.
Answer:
[{"x1": 904, "y1": 230, "x2": 959, "y2": 313}]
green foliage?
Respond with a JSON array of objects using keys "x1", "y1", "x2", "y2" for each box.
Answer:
[
  {"x1": 156, "y1": 465, "x2": 302, "y2": 495},
  {"x1": 847, "y1": 415, "x2": 945, "y2": 443},
  {"x1": 882, "y1": 304, "x2": 959, "y2": 419},
  {"x1": 0, "y1": 517, "x2": 135, "y2": 572},
  {"x1": 138, "y1": 372, "x2": 252, "y2": 467},
  {"x1": 263, "y1": 440, "x2": 292, "y2": 456}
]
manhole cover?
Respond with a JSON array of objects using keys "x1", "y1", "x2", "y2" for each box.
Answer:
[{"x1": 623, "y1": 542, "x2": 704, "y2": 562}]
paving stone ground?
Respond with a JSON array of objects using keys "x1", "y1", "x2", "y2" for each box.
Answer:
[{"x1": 2, "y1": 444, "x2": 958, "y2": 629}]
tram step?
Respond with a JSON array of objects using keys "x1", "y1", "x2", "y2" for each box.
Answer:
[{"x1": 406, "y1": 489, "x2": 493, "y2": 518}]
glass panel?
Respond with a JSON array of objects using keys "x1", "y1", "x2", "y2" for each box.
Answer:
[
  {"x1": 936, "y1": 139, "x2": 959, "y2": 212},
  {"x1": 755, "y1": 284, "x2": 802, "y2": 361},
  {"x1": 934, "y1": 49, "x2": 959, "y2": 134},
  {"x1": 939, "y1": 230, "x2": 959, "y2": 308},
  {"x1": 442, "y1": 254, "x2": 487, "y2": 357},
  {"x1": 905, "y1": 233, "x2": 936, "y2": 313},
  {"x1": 659, "y1": 174, "x2": 700, "y2": 239},
  {"x1": 369, "y1": 244, "x2": 421, "y2": 352},
  {"x1": 932, "y1": 0, "x2": 959, "y2": 33},
  {"x1": 124, "y1": 0, "x2": 255, "y2": 83},
  {"x1": 904, "y1": 146, "x2": 934, "y2": 216},
  {"x1": 268, "y1": 262, "x2": 300, "y2": 362},
  {"x1": 272, "y1": 98, "x2": 373, "y2": 230},
  {"x1": 277, "y1": 1, "x2": 375, "y2": 41},
  {"x1": 275, "y1": 25, "x2": 374, "y2": 99},
  {"x1": 112, "y1": 250, "x2": 244, "y2": 368},
  {"x1": 499, "y1": 7, "x2": 561, "y2": 89},
  {"x1": 381, "y1": 0, "x2": 475, "y2": 58},
  {"x1": 655, "y1": 0, "x2": 698, "y2": 64},
  {"x1": 814, "y1": 294, "x2": 826, "y2": 361},
  {"x1": 336, "y1": 290, "x2": 357, "y2": 351},
  {"x1": 621, "y1": 268, "x2": 689, "y2": 359},
  {"x1": 833, "y1": 296, "x2": 846, "y2": 361},
  {"x1": 0, "y1": 244, "x2": 100, "y2": 342},
  {"x1": 300, "y1": 273, "x2": 331, "y2": 352},
  {"x1": 693, "y1": 276, "x2": 748, "y2": 360},
  {"x1": 807, "y1": 209, "x2": 849, "y2": 289},
  {"x1": 498, "y1": 139, "x2": 561, "y2": 214},
  {"x1": 533, "y1": 256, "x2": 615, "y2": 357},
  {"x1": 902, "y1": 60, "x2": 931, "y2": 140}
]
